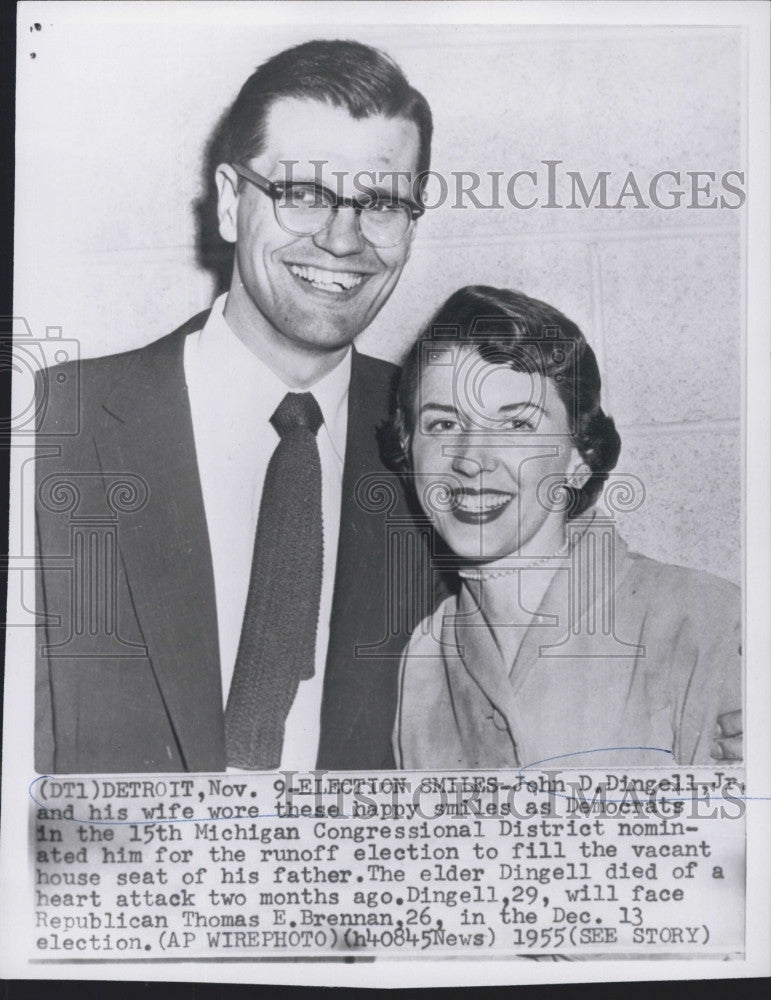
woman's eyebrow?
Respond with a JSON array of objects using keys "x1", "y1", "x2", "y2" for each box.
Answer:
[
  {"x1": 498, "y1": 401, "x2": 548, "y2": 417},
  {"x1": 418, "y1": 402, "x2": 458, "y2": 415}
]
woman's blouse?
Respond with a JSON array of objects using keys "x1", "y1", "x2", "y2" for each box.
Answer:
[{"x1": 394, "y1": 519, "x2": 741, "y2": 770}]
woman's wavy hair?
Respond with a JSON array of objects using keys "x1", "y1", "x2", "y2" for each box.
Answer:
[{"x1": 386, "y1": 285, "x2": 621, "y2": 519}]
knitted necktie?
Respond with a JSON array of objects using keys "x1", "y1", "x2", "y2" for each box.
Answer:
[{"x1": 225, "y1": 391, "x2": 324, "y2": 769}]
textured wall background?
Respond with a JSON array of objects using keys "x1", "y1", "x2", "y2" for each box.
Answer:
[{"x1": 15, "y1": 16, "x2": 744, "y2": 583}]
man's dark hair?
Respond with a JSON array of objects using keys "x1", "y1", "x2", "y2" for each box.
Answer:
[
  {"x1": 221, "y1": 39, "x2": 433, "y2": 179},
  {"x1": 387, "y1": 285, "x2": 622, "y2": 519}
]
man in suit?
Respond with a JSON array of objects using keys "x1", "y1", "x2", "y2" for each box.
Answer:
[{"x1": 35, "y1": 40, "x2": 434, "y2": 774}]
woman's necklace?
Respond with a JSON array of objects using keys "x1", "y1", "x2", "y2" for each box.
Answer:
[{"x1": 457, "y1": 535, "x2": 572, "y2": 581}]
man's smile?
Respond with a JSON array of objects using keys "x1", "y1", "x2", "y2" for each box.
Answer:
[{"x1": 287, "y1": 263, "x2": 368, "y2": 294}]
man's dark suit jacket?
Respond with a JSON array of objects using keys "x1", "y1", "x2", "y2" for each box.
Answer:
[{"x1": 35, "y1": 311, "x2": 431, "y2": 774}]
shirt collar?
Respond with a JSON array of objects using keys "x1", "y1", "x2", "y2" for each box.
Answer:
[{"x1": 199, "y1": 293, "x2": 352, "y2": 450}]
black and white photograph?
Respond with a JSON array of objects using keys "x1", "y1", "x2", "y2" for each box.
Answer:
[{"x1": 2, "y1": 0, "x2": 769, "y2": 988}]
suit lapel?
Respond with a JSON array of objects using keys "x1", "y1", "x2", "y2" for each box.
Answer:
[
  {"x1": 94, "y1": 323, "x2": 225, "y2": 771},
  {"x1": 319, "y1": 349, "x2": 401, "y2": 763}
]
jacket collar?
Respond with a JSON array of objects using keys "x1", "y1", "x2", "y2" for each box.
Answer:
[{"x1": 95, "y1": 316, "x2": 226, "y2": 770}]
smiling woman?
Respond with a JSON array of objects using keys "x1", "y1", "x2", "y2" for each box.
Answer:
[{"x1": 386, "y1": 286, "x2": 742, "y2": 770}]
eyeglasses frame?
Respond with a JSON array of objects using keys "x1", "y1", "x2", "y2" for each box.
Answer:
[{"x1": 231, "y1": 162, "x2": 425, "y2": 247}]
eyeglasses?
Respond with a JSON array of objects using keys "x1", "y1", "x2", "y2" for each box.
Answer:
[{"x1": 232, "y1": 163, "x2": 424, "y2": 248}]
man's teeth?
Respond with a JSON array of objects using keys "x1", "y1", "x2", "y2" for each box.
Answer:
[
  {"x1": 289, "y1": 264, "x2": 363, "y2": 292},
  {"x1": 455, "y1": 492, "x2": 513, "y2": 512}
]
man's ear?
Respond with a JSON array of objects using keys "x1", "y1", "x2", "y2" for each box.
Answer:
[
  {"x1": 215, "y1": 164, "x2": 239, "y2": 244},
  {"x1": 566, "y1": 450, "x2": 592, "y2": 489}
]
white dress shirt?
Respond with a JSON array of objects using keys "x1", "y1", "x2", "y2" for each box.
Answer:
[{"x1": 184, "y1": 293, "x2": 350, "y2": 770}]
